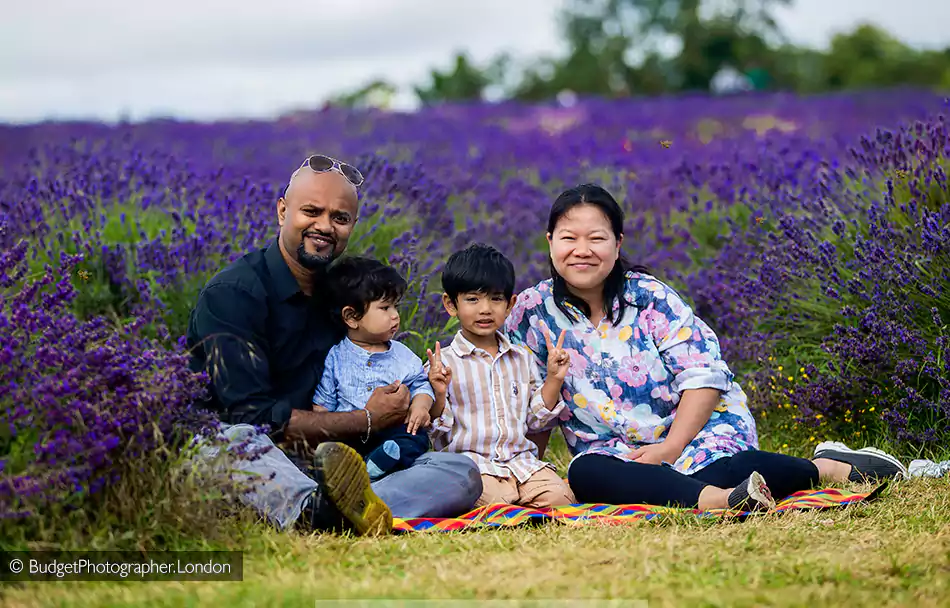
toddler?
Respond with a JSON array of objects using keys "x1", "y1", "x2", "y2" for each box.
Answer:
[{"x1": 313, "y1": 256, "x2": 436, "y2": 480}]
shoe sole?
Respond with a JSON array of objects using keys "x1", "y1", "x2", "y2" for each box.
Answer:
[
  {"x1": 748, "y1": 471, "x2": 777, "y2": 510},
  {"x1": 314, "y1": 442, "x2": 393, "y2": 537},
  {"x1": 814, "y1": 441, "x2": 908, "y2": 479}
]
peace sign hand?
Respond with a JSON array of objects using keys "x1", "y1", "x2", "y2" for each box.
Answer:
[
  {"x1": 541, "y1": 322, "x2": 570, "y2": 381},
  {"x1": 426, "y1": 342, "x2": 453, "y2": 395}
]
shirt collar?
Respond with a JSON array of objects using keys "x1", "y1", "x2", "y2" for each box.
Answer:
[
  {"x1": 450, "y1": 330, "x2": 512, "y2": 358},
  {"x1": 264, "y1": 237, "x2": 304, "y2": 302},
  {"x1": 341, "y1": 336, "x2": 393, "y2": 358}
]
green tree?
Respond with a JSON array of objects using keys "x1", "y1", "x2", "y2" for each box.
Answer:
[{"x1": 413, "y1": 52, "x2": 510, "y2": 104}]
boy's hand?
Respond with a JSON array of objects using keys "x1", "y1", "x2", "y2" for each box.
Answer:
[
  {"x1": 542, "y1": 322, "x2": 570, "y2": 381},
  {"x1": 426, "y1": 342, "x2": 453, "y2": 395},
  {"x1": 406, "y1": 402, "x2": 431, "y2": 435}
]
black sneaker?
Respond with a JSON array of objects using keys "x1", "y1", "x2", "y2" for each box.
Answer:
[
  {"x1": 727, "y1": 471, "x2": 777, "y2": 511},
  {"x1": 813, "y1": 441, "x2": 908, "y2": 482},
  {"x1": 300, "y1": 442, "x2": 392, "y2": 536}
]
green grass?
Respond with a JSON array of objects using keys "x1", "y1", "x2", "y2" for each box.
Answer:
[
  {"x1": 4, "y1": 479, "x2": 949, "y2": 606},
  {"x1": 5, "y1": 430, "x2": 950, "y2": 607}
]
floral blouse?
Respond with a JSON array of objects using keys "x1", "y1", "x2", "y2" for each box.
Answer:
[{"x1": 504, "y1": 271, "x2": 759, "y2": 475}]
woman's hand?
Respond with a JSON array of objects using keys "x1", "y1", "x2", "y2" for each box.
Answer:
[
  {"x1": 629, "y1": 441, "x2": 684, "y2": 466},
  {"x1": 541, "y1": 322, "x2": 570, "y2": 381}
]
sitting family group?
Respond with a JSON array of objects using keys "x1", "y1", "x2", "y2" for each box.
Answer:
[{"x1": 187, "y1": 154, "x2": 909, "y2": 536}]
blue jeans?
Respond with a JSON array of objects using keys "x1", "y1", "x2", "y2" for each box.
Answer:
[{"x1": 196, "y1": 424, "x2": 482, "y2": 530}]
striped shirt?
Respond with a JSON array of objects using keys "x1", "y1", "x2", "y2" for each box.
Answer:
[
  {"x1": 427, "y1": 330, "x2": 566, "y2": 482},
  {"x1": 313, "y1": 337, "x2": 434, "y2": 412}
]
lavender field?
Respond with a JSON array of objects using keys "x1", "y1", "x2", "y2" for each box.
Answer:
[{"x1": 2, "y1": 89, "x2": 949, "y2": 534}]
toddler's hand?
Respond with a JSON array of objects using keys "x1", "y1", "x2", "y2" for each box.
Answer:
[{"x1": 406, "y1": 403, "x2": 431, "y2": 436}]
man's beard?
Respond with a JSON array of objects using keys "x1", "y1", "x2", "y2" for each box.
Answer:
[{"x1": 296, "y1": 236, "x2": 335, "y2": 270}]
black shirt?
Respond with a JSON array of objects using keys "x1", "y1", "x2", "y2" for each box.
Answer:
[{"x1": 186, "y1": 238, "x2": 344, "y2": 431}]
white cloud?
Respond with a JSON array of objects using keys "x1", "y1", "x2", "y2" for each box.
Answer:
[{"x1": 0, "y1": 0, "x2": 946, "y2": 123}]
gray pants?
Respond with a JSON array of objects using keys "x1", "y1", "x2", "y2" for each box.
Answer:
[{"x1": 197, "y1": 424, "x2": 482, "y2": 530}]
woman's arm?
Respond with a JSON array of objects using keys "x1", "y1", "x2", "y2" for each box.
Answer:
[
  {"x1": 662, "y1": 388, "x2": 721, "y2": 453},
  {"x1": 631, "y1": 277, "x2": 734, "y2": 464}
]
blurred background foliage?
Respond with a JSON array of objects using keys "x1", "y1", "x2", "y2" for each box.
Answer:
[{"x1": 330, "y1": 0, "x2": 950, "y2": 108}]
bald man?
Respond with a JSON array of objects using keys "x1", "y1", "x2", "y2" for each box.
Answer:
[{"x1": 187, "y1": 155, "x2": 482, "y2": 535}]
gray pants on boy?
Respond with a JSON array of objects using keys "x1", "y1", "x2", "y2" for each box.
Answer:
[{"x1": 197, "y1": 424, "x2": 482, "y2": 530}]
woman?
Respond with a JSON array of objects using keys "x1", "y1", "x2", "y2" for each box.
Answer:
[{"x1": 506, "y1": 184, "x2": 907, "y2": 510}]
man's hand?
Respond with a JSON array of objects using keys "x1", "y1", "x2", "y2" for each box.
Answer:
[
  {"x1": 426, "y1": 342, "x2": 453, "y2": 395},
  {"x1": 405, "y1": 401, "x2": 431, "y2": 435},
  {"x1": 541, "y1": 322, "x2": 570, "y2": 381},
  {"x1": 629, "y1": 441, "x2": 684, "y2": 466},
  {"x1": 364, "y1": 381, "x2": 411, "y2": 430}
]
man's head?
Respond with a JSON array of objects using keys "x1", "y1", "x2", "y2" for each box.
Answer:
[{"x1": 277, "y1": 157, "x2": 362, "y2": 270}]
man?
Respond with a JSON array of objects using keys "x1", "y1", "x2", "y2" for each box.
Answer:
[{"x1": 187, "y1": 154, "x2": 482, "y2": 536}]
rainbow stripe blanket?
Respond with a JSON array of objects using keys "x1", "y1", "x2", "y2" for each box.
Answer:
[{"x1": 393, "y1": 484, "x2": 887, "y2": 533}]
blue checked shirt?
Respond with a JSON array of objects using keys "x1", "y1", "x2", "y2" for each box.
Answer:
[{"x1": 312, "y1": 337, "x2": 435, "y2": 412}]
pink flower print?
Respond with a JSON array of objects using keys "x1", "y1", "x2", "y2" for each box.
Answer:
[
  {"x1": 526, "y1": 324, "x2": 541, "y2": 351},
  {"x1": 617, "y1": 351, "x2": 650, "y2": 387},
  {"x1": 520, "y1": 288, "x2": 543, "y2": 308},
  {"x1": 693, "y1": 451, "x2": 707, "y2": 464},
  {"x1": 650, "y1": 384, "x2": 674, "y2": 402},
  {"x1": 638, "y1": 307, "x2": 670, "y2": 340},
  {"x1": 666, "y1": 292, "x2": 688, "y2": 316},
  {"x1": 638, "y1": 279, "x2": 667, "y2": 299},
  {"x1": 507, "y1": 304, "x2": 526, "y2": 328},
  {"x1": 609, "y1": 382, "x2": 624, "y2": 400},
  {"x1": 674, "y1": 352, "x2": 711, "y2": 369},
  {"x1": 583, "y1": 344, "x2": 595, "y2": 358},
  {"x1": 693, "y1": 328, "x2": 701, "y2": 342},
  {"x1": 566, "y1": 348, "x2": 588, "y2": 377}
]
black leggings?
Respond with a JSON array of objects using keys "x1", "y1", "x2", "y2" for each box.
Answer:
[{"x1": 568, "y1": 449, "x2": 820, "y2": 508}]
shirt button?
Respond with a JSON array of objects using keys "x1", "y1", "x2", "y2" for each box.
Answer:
[
  {"x1": 366, "y1": 385, "x2": 372, "y2": 392},
  {"x1": 367, "y1": 361, "x2": 373, "y2": 367}
]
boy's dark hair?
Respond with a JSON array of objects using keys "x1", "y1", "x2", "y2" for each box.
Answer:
[
  {"x1": 442, "y1": 243, "x2": 516, "y2": 303},
  {"x1": 326, "y1": 256, "x2": 407, "y2": 322}
]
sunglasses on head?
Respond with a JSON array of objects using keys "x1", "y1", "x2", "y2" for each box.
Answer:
[{"x1": 296, "y1": 154, "x2": 364, "y2": 187}]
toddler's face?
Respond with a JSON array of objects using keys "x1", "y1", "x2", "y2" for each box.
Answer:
[
  {"x1": 352, "y1": 298, "x2": 401, "y2": 342},
  {"x1": 446, "y1": 291, "x2": 515, "y2": 339}
]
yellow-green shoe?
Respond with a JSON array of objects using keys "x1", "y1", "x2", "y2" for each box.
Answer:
[{"x1": 307, "y1": 442, "x2": 393, "y2": 536}]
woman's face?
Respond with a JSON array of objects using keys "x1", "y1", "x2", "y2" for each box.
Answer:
[{"x1": 547, "y1": 204, "x2": 622, "y2": 294}]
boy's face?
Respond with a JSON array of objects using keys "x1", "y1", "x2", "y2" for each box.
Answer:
[
  {"x1": 443, "y1": 291, "x2": 516, "y2": 341},
  {"x1": 344, "y1": 298, "x2": 401, "y2": 342}
]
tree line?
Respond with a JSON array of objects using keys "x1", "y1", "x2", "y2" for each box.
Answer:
[{"x1": 330, "y1": 0, "x2": 950, "y2": 107}]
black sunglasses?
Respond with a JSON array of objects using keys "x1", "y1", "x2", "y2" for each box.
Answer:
[{"x1": 296, "y1": 154, "x2": 364, "y2": 187}]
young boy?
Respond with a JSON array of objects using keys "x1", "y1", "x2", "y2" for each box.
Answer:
[
  {"x1": 425, "y1": 243, "x2": 576, "y2": 508},
  {"x1": 312, "y1": 256, "x2": 437, "y2": 481}
]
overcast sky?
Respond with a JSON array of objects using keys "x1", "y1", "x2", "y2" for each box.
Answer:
[{"x1": 2, "y1": 0, "x2": 948, "y2": 124}]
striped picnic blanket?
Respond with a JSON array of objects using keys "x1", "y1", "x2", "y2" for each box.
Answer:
[{"x1": 393, "y1": 484, "x2": 886, "y2": 533}]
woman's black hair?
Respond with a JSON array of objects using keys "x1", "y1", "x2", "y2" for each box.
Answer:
[{"x1": 547, "y1": 183, "x2": 649, "y2": 326}]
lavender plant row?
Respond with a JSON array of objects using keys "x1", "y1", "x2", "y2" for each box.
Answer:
[{"x1": 0, "y1": 89, "x2": 948, "y2": 519}]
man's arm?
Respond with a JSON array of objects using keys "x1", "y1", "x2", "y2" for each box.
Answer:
[
  {"x1": 288, "y1": 382, "x2": 411, "y2": 446},
  {"x1": 190, "y1": 283, "x2": 300, "y2": 429}
]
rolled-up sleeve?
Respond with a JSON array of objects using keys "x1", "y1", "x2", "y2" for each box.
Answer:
[
  {"x1": 525, "y1": 350, "x2": 564, "y2": 432},
  {"x1": 190, "y1": 283, "x2": 295, "y2": 429},
  {"x1": 646, "y1": 286, "x2": 734, "y2": 393},
  {"x1": 404, "y1": 354, "x2": 436, "y2": 402}
]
